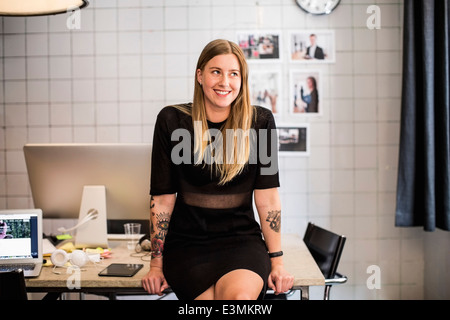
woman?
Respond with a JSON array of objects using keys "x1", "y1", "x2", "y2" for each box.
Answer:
[
  {"x1": 300, "y1": 76, "x2": 319, "y2": 113},
  {"x1": 142, "y1": 39, "x2": 293, "y2": 300}
]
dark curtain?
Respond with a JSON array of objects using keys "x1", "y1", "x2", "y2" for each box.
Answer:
[{"x1": 396, "y1": 0, "x2": 450, "y2": 231}]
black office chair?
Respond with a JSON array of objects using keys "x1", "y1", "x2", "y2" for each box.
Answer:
[
  {"x1": 264, "y1": 222, "x2": 347, "y2": 300},
  {"x1": 0, "y1": 269, "x2": 28, "y2": 300},
  {"x1": 303, "y1": 222, "x2": 347, "y2": 300}
]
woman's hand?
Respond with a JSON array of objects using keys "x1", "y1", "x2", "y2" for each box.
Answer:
[
  {"x1": 267, "y1": 263, "x2": 294, "y2": 295},
  {"x1": 142, "y1": 266, "x2": 170, "y2": 296}
]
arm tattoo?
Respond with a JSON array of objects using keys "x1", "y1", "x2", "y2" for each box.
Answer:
[
  {"x1": 266, "y1": 210, "x2": 281, "y2": 233},
  {"x1": 151, "y1": 211, "x2": 171, "y2": 257},
  {"x1": 153, "y1": 212, "x2": 170, "y2": 239},
  {"x1": 150, "y1": 195, "x2": 155, "y2": 209}
]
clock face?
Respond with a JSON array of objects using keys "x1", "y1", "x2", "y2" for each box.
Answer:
[{"x1": 295, "y1": 0, "x2": 341, "y2": 15}]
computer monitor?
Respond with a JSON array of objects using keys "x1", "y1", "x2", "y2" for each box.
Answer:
[{"x1": 23, "y1": 143, "x2": 152, "y2": 239}]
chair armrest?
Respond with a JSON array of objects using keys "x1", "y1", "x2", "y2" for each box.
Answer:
[
  {"x1": 325, "y1": 272, "x2": 347, "y2": 285},
  {"x1": 265, "y1": 289, "x2": 295, "y2": 297}
]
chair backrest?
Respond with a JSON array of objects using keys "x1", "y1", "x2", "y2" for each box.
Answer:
[
  {"x1": 0, "y1": 270, "x2": 28, "y2": 300},
  {"x1": 303, "y1": 222, "x2": 346, "y2": 279}
]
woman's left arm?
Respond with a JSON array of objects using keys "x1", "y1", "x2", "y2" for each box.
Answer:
[{"x1": 254, "y1": 187, "x2": 294, "y2": 295}]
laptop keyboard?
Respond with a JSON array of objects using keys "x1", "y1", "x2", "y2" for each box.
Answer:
[{"x1": 0, "y1": 264, "x2": 36, "y2": 272}]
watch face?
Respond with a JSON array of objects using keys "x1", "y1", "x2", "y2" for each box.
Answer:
[{"x1": 296, "y1": 0, "x2": 341, "y2": 15}]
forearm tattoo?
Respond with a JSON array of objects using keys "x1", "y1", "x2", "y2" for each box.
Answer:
[
  {"x1": 266, "y1": 210, "x2": 281, "y2": 233},
  {"x1": 150, "y1": 209, "x2": 170, "y2": 258},
  {"x1": 150, "y1": 195, "x2": 155, "y2": 209}
]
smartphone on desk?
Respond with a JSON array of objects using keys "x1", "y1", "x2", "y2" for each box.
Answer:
[{"x1": 98, "y1": 263, "x2": 143, "y2": 277}]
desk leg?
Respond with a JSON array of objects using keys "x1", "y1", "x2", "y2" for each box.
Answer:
[{"x1": 299, "y1": 286, "x2": 309, "y2": 300}]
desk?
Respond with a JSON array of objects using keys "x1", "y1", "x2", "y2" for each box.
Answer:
[
  {"x1": 282, "y1": 234, "x2": 325, "y2": 299},
  {"x1": 26, "y1": 234, "x2": 324, "y2": 300}
]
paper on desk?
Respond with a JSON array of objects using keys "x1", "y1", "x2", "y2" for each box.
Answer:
[{"x1": 43, "y1": 238, "x2": 57, "y2": 256}]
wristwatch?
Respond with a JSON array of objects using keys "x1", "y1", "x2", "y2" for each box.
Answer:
[{"x1": 268, "y1": 251, "x2": 283, "y2": 258}]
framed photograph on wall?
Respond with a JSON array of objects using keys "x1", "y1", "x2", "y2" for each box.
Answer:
[
  {"x1": 289, "y1": 69, "x2": 322, "y2": 115},
  {"x1": 249, "y1": 69, "x2": 282, "y2": 116},
  {"x1": 277, "y1": 124, "x2": 310, "y2": 156},
  {"x1": 289, "y1": 30, "x2": 335, "y2": 63},
  {"x1": 237, "y1": 30, "x2": 282, "y2": 62}
]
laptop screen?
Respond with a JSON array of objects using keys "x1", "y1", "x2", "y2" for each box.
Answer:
[{"x1": 0, "y1": 213, "x2": 39, "y2": 260}]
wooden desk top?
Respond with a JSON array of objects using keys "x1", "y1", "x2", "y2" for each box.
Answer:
[
  {"x1": 26, "y1": 234, "x2": 324, "y2": 291},
  {"x1": 282, "y1": 234, "x2": 324, "y2": 288},
  {"x1": 26, "y1": 241, "x2": 150, "y2": 290}
]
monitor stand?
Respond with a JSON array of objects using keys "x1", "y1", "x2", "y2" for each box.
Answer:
[{"x1": 75, "y1": 185, "x2": 108, "y2": 248}]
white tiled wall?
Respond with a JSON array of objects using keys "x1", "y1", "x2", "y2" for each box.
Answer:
[{"x1": 1, "y1": 0, "x2": 437, "y2": 299}]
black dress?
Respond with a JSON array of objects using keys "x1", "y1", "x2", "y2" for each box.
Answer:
[{"x1": 149, "y1": 104, "x2": 280, "y2": 300}]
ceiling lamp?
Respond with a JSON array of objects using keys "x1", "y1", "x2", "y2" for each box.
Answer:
[{"x1": 0, "y1": 0, "x2": 88, "y2": 17}]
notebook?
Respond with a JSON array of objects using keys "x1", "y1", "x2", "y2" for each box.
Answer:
[{"x1": 0, "y1": 209, "x2": 43, "y2": 277}]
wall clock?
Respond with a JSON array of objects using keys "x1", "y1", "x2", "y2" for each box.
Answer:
[{"x1": 295, "y1": 0, "x2": 341, "y2": 15}]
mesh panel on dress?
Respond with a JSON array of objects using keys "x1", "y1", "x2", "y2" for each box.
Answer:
[{"x1": 180, "y1": 191, "x2": 251, "y2": 209}]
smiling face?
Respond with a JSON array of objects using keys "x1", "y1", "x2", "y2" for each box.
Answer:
[{"x1": 196, "y1": 53, "x2": 242, "y2": 116}]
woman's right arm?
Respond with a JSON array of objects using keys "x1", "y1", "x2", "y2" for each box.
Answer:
[{"x1": 141, "y1": 193, "x2": 176, "y2": 296}]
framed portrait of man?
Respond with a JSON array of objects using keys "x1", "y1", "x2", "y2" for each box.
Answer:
[{"x1": 289, "y1": 30, "x2": 335, "y2": 63}]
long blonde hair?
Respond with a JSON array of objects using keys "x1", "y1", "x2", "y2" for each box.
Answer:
[{"x1": 175, "y1": 39, "x2": 254, "y2": 185}]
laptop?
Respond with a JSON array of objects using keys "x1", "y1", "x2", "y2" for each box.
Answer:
[{"x1": 0, "y1": 209, "x2": 43, "y2": 277}]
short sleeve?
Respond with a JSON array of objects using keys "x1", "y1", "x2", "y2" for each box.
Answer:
[
  {"x1": 253, "y1": 108, "x2": 280, "y2": 189},
  {"x1": 150, "y1": 109, "x2": 178, "y2": 195}
]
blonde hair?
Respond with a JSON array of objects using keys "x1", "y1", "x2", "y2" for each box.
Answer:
[{"x1": 174, "y1": 39, "x2": 255, "y2": 185}]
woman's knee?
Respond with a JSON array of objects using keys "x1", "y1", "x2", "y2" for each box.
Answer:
[
  {"x1": 221, "y1": 290, "x2": 255, "y2": 300},
  {"x1": 215, "y1": 269, "x2": 263, "y2": 300}
]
